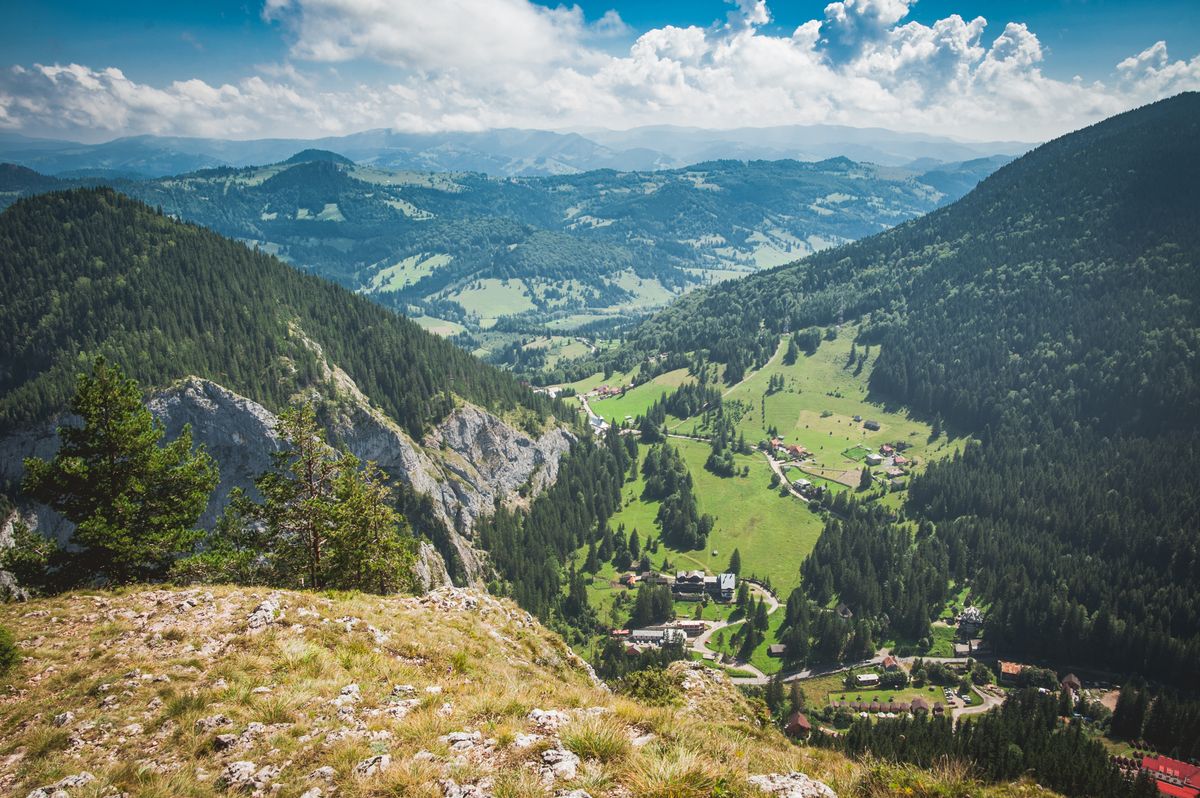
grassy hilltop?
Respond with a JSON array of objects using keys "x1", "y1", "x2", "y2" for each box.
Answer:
[{"x1": 0, "y1": 586, "x2": 1057, "y2": 798}]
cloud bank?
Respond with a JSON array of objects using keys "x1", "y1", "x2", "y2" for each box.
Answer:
[{"x1": 2, "y1": 0, "x2": 1198, "y2": 142}]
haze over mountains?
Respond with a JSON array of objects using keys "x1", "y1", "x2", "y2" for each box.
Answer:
[{"x1": 0, "y1": 123, "x2": 1030, "y2": 179}]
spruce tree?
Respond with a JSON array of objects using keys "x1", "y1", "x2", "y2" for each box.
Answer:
[
  {"x1": 254, "y1": 402, "x2": 342, "y2": 589},
  {"x1": 326, "y1": 457, "x2": 417, "y2": 594},
  {"x1": 21, "y1": 357, "x2": 218, "y2": 584},
  {"x1": 727, "y1": 547, "x2": 742, "y2": 575}
]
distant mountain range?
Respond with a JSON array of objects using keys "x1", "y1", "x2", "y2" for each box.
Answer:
[
  {"x1": 0, "y1": 124, "x2": 1031, "y2": 179},
  {"x1": 0, "y1": 153, "x2": 1011, "y2": 337}
]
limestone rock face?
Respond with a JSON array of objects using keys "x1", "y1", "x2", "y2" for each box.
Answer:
[{"x1": 0, "y1": 375, "x2": 575, "y2": 591}]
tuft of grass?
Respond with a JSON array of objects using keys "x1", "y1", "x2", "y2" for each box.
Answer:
[
  {"x1": 561, "y1": 714, "x2": 631, "y2": 763},
  {"x1": 164, "y1": 689, "x2": 213, "y2": 718},
  {"x1": 624, "y1": 748, "x2": 726, "y2": 798},
  {"x1": 25, "y1": 727, "x2": 71, "y2": 759},
  {"x1": 256, "y1": 695, "x2": 299, "y2": 725},
  {"x1": 858, "y1": 758, "x2": 979, "y2": 798},
  {"x1": 493, "y1": 767, "x2": 551, "y2": 798}
]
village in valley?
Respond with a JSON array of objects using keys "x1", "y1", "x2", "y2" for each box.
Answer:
[{"x1": 548, "y1": 328, "x2": 1199, "y2": 798}]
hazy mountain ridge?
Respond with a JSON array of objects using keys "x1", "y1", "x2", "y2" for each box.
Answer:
[
  {"x1": 0, "y1": 125, "x2": 1029, "y2": 179},
  {"x1": 0, "y1": 155, "x2": 1010, "y2": 335}
]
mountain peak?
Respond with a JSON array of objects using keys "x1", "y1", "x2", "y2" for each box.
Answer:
[{"x1": 282, "y1": 148, "x2": 354, "y2": 166}]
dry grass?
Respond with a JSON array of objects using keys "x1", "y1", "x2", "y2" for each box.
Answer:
[
  {"x1": 561, "y1": 713, "x2": 631, "y2": 763},
  {"x1": 0, "y1": 586, "x2": 1063, "y2": 798}
]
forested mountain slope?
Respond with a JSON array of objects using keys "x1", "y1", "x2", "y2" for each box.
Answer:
[
  {"x1": 0, "y1": 188, "x2": 560, "y2": 438},
  {"x1": 0, "y1": 155, "x2": 1006, "y2": 337},
  {"x1": 597, "y1": 93, "x2": 1200, "y2": 683},
  {"x1": 0, "y1": 188, "x2": 576, "y2": 587},
  {"x1": 623, "y1": 93, "x2": 1200, "y2": 435}
]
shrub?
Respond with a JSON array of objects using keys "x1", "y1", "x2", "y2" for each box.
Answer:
[{"x1": 615, "y1": 668, "x2": 681, "y2": 706}]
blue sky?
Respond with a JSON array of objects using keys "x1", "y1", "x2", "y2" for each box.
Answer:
[{"x1": 1, "y1": 0, "x2": 1197, "y2": 142}]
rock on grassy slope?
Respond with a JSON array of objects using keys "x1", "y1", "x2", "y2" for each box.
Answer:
[{"x1": 0, "y1": 586, "x2": 1056, "y2": 798}]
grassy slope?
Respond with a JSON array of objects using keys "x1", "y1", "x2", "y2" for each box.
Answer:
[
  {"x1": 588, "y1": 367, "x2": 694, "y2": 424},
  {"x1": 673, "y1": 439, "x2": 821, "y2": 596},
  {"x1": 0, "y1": 587, "x2": 1059, "y2": 798},
  {"x1": 717, "y1": 331, "x2": 962, "y2": 483},
  {"x1": 0, "y1": 586, "x2": 855, "y2": 798}
]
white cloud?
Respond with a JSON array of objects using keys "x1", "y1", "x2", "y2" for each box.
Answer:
[{"x1": 1, "y1": 0, "x2": 1198, "y2": 143}]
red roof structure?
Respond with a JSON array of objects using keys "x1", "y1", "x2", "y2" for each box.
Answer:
[
  {"x1": 1143, "y1": 756, "x2": 1200, "y2": 797},
  {"x1": 785, "y1": 711, "x2": 812, "y2": 737}
]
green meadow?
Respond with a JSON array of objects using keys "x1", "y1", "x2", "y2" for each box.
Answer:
[{"x1": 589, "y1": 367, "x2": 694, "y2": 424}]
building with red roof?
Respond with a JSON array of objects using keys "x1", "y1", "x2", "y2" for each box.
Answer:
[{"x1": 1142, "y1": 755, "x2": 1200, "y2": 798}]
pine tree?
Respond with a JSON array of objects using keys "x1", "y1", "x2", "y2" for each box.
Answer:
[
  {"x1": 326, "y1": 457, "x2": 417, "y2": 594},
  {"x1": 21, "y1": 357, "x2": 218, "y2": 584},
  {"x1": 858, "y1": 467, "x2": 874, "y2": 491},
  {"x1": 727, "y1": 547, "x2": 742, "y2": 575},
  {"x1": 253, "y1": 402, "x2": 343, "y2": 589},
  {"x1": 736, "y1": 580, "x2": 751, "y2": 610},
  {"x1": 754, "y1": 597, "x2": 770, "y2": 631}
]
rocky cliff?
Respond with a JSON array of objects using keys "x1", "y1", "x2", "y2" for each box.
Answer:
[{"x1": 0, "y1": 375, "x2": 575, "y2": 592}]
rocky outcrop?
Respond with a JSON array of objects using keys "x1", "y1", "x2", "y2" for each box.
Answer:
[{"x1": 0, "y1": 376, "x2": 575, "y2": 591}]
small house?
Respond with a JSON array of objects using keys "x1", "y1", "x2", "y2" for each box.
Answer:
[
  {"x1": 784, "y1": 711, "x2": 812, "y2": 738},
  {"x1": 767, "y1": 644, "x2": 787, "y2": 658},
  {"x1": 855, "y1": 673, "x2": 881, "y2": 687},
  {"x1": 998, "y1": 661, "x2": 1025, "y2": 684},
  {"x1": 880, "y1": 444, "x2": 895, "y2": 455},
  {"x1": 864, "y1": 420, "x2": 881, "y2": 431},
  {"x1": 882, "y1": 655, "x2": 900, "y2": 671},
  {"x1": 893, "y1": 455, "x2": 909, "y2": 466},
  {"x1": 1061, "y1": 673, "x2": 1082, "y2": 693},
  {"x1": 865, "y1": 453, "x2": 883, "y2": 466}
]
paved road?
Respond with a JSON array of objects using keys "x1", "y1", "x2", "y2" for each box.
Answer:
[
  {"x1": 764, "y1": 452, "x2": 811, "y2": 503},
  {"x1": 689, "y1": 582, "x2": 782, "y2": 681}
]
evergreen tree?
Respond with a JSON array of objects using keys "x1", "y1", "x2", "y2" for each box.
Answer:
[
  {"x1": 858, "y1": 467, "x2": 873, "y2": 491},
  {"x1": 727, "y1": 548, "x2": 742, "y2": 575},
  {"x1": 583, "y1": 541, "x2": 599, "y2": 573},
  {"x1": 325, "y1": 457, "x2": 418, "y2": 594},
  {"x1": 21, "y1": 357, "x2": 218, "y2": 584},
  {"x1": 252, "y1": 403, "x2": 343, "y2": 589},
  {"x1": 754, "y1": 597, "x2": 770, "y2": 631}
]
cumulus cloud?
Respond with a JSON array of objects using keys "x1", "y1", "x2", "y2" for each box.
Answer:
[{"x1": 1, "y1": 0, "x2": 1198, "y2": 142}]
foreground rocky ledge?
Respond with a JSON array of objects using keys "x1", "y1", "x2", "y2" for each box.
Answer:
[{"x1": 0, "y1": 585, "x2": 841, "y2": 798}]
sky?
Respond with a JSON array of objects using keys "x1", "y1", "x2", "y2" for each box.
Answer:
[{"x1": 0, "y1": 0, "x2": 1197, "y2": 143}]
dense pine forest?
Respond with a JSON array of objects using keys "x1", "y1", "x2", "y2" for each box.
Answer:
[
  {"x1": 561, "y1": 94, "x2": 1200, "y2": 685},
  {"x1": 822, "y1": 691, "x2": 1158, "y2": 798},
  {"x1": 0, "y1": 188, "x2": 565, "y2": 439}
]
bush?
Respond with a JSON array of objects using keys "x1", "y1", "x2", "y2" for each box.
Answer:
[
  {"x1": 0, "y1": 625, "x2": 18, "y2": 675},
  {"x1": 615, "y1": 668, "x2": 681, "y2": 706}
]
